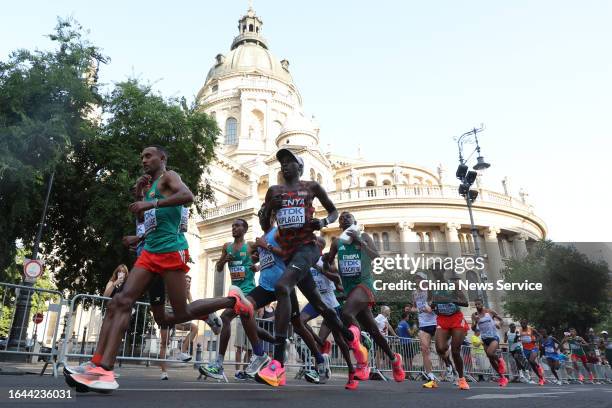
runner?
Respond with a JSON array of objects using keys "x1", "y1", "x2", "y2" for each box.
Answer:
[
  {"x1": 64, "y1": 146, "x2": 254, "y2": 393},
  {"x1": 430, "y1": 268, "x2": 470, "y2": 390},
  {"x1": 539, "y1": 328, "x2": 565, "y2": 385},
  {"x1": 562, "y1": 327, "x2": 594, "y2": 383},
  {"x1": 324, "y1": 212, "x2": 405, "y2": 383},
  {"x1": 201, "y1": 207, "x2": 341, "y2": 385},
  {"x1": 504, "y1": 323, "x2": 530, "y2": 383},
  {"x1": 471, "y1": 299, "x2": 508, "y2": 387},
  {"x1": 519, "y1": 319, "x2": 545, "y2": 385},
  {"x1": 411, "y1": 271, "x2": 440, "y2": 387},
  {"x1": 600, "y1": 331, "x2": 612, "y2": 367},
  {"x1": 255, "y1": 149, "x2": 366, "y2": 390}
]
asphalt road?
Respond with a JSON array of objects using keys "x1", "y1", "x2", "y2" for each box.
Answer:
[{"x1": 1, "y1": 367, "x2": 611, "y2": 408}]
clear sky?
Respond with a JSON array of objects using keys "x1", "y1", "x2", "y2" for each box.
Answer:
[{"x1": 2, "y1": 0, "x2": 611, "y2": 241}]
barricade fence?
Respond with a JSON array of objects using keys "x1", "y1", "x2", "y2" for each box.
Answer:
[{"x1": 1, "y1": 282, "x2": 611, "y2": 383}]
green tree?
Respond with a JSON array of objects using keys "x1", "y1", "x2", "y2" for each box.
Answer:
[
  {"x1": 503, "y1": 241, "x2": 611, "y2": 337},
  {"x1": 1, "y1": 19, "x2": 219, "y2": 294},
  {"x1": 0, "y1": 18, "x2": 105, "y2": 281}
]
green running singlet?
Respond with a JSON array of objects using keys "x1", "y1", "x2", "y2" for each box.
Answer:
[
  {"x1": 143, "y1": 178, "x2": 188, "y2": 254},
  {"x1": 226, "y1": 242, "x2": 256, "y2": 294}
]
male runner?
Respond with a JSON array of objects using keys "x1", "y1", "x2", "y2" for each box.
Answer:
[
  {"x1": 519, "y1": 319, "x2": 545, "y2": 385},
  {"x1": 504, "y1": 323, "x2": 530, "y2": 382},
  {"x1": 430, "y1": 268, "x2": 470, "y2": 390},
  {"x1": 562, "y1": 328, "x2": 594, "y2": 383},
  {"x1": 471, "y1": 299, "x2": 508, "y2": 386},
  {"x1": 256, "y1": 149, "x2": 366, "y2": 390},
  {"x1": 201, "y1": 208, "x2": 345, "y2": 385},
  {"x1": 540, "y1": 328, "x2": 565, "y2": 385},
  {"x1": 64, "y1": 146, "x2": 254, "y2": 392},
  {"x1": 411, "y1": 271, "x2": 440, "y2": 387},
  {"x1": 324, "y1": 211, "x2": 405, "y2": 383}
]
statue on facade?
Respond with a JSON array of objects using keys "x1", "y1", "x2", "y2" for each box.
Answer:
[
  {"x1": 392, "y1": 164, "x2": 403, "y2": 184},
  {"x1": 350, "y1": 168, "x2": 359, "y2": 187}
]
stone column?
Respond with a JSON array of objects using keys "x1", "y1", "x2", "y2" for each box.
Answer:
[
  {"x1": 513, "y1": 233, "x2": 528, "y2": 259},
  {"x1": 444, "y1": 223, "x2": 462, "y2": 260},
  {"x1": 484, "y1": 227, "x2": 504, "y2": 311},
  {"x1": 396, "y1": 221, "x2": 415, "y2": 258}
]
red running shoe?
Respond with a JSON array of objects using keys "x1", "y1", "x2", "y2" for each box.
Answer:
[
  {"x1": 228, "y1": 285, "x2": 254, "y2": 317},
  {"x1": 347, "y1": 325, "x2": 368, "y2": 365},
  {"x1": 321, "y1": 340, "x2": 332, "y2": 355},
  {"x1": 391, "y1": 353, "x2": 406, "y2": 382},
  {"x1": 345, "y1": 372, "x2": 359, "y2": 390},
  {"x1": 498, "y1": 357, "x2": 506, "y2": 375},
  {"x1": 354, "y1": 364, "x2": 370, "y2": 381}
]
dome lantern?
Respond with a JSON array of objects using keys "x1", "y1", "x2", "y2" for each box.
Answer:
[{"x1": 231, "y1": 5, "x2": 268, "y2": 50}]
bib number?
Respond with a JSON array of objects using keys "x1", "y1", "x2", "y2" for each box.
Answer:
[
  {"x1": 136, "y1": 222, "x2": 145, "y2": 238},
  {"x1": 545, "y1": 346, "x2": 555, "y2": 353},
  {"x1": 259, "y1": 249, "x2": 275, "y2": 270},
  {"x1": 521, "y1": 335, "x2": 532, "y2": 344},
  {"x1": 229, "y1": 265, "x2": 246, "y2": 281},
  {"x1": 339, "y1": 259, "x2": 362, "y2": 277},
  {"x1": 436, "y1": 303, "x2": 458, "y2": 316},
  {"x1": 179, "y1": 207, "x2": 189, "y2": 233},
  {"x1": 144, "y1": 209, "x2": 157, "y2": 236},
  {"x1": 276, "y1": 207, "x2": 305, "y2": 229}
]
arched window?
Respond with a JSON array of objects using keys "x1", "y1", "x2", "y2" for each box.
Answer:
[
  {"x1": 335, "y1": 179, "x2": 342, "y2": 191},
  {"x1": 249, "y1": 24, "x2": 254, "y2": 32},
  {"x1": 466, "y1": 271, "x2": 479, "y2": 302},
  {"x1": 417, "y1": 232, "x2": 425, "y2": 252},
  {"x1": 382, "y1": 232, "x2": 390, "y2": 251},
  {"x1": 225, "y1": 117, "x2": 238, "y2": 145},
  {"x1": 382, "y1": 180, "x2": 392, "y2": 196},
  {"x1": 426, "y1": 232, "x2": 435, "y2": 252},
  {"x1": 373, "y1": 233, "x2": 381, "y2": 250},
  {"x1": 366, "y1": 180, "x2": 375, "y2": 187},
  {"x1": 365, "y1": 180, "x2": 376, "y2": 197},
  {"x1": 310, "y1": 168, "x2": 316, "y2": 181}
]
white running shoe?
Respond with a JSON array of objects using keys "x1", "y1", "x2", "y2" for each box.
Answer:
[
  {"x1": 160, "y1": 372, "x2": 169, "y2": 380},
  {"x1": 176, "y1": 352, "x2": 192, "y2": 362}
]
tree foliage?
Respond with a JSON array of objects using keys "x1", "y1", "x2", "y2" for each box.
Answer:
[
  {"x1": 503, "y1": 241, "x2": 611, "y2": 337},
  {"x1": 1, "y1": 19, "x2": 219, "y2": 294}
]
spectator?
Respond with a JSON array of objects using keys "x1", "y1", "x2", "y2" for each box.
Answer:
[
  {"x1": 396, "y1": 312, "x2": 414, "y2": 371},
  {"x1": 471, "y1": 328, "x2": 486, "y2": 381},
  {"x1": 600, "y1": 331, "x2": 611, "y2": 366},
  {"x1": 103, "y1": 264, "x2": 129, "y2": 298},
  {"x1": 374, "y1": 306, "x2": 396, "y2": 369}
]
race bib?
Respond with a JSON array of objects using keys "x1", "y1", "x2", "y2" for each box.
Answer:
[
  {"x1": 435, "y1": 303, "x2": 458, "y2": 316},
  {"x1": 229, "y1": 264, "x2": 246, "y2": 281},
  {"x1": 136, "y1": 222, "x2": 145, "y2": 238},
  {"x1": 570, "y1": 342, "x2": 581, "y2": 350},
  {"x1": 339, "y1": 259, "x2": 362, "y2": 277},
  {"x1": 276, "y1": 207, "x2": 305, "y2": 229},
  {"x1": 545, "y1": 345, "x2": 555, "y2": 353},
  {"x1": 259, "y1": 249, "x2": 275, "y2": 270},
  {"x1": 179, "y1": 207, "x2": 189, "y2": 233},
  {"x1": 311, "y1": 269, "x2": 332, "y2": 293},
  {"x1": 144, "y1": 208, "x2": 157, "y2": 236},
  {"x1": 520, "y1": 335, "x2": 533, "y2": 344}
]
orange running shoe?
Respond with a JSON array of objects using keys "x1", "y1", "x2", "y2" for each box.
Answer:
[
  {"x1": 70, "y1": 366, "x2": 119, "y2": 392},
  {"x1": 458, "y1": 377, "x2": 470, "y2": 390},
  {"x1": 354, "y1": 364, "x2": 370, "y2": 381},
  {"x1": 347, "y1": 325, "x2": 368, "y2": 365},
  {"x1": 228, "y1": 285, "x2": 254, "y2": 317}
]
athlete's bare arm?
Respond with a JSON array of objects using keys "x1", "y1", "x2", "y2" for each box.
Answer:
[
  {"x1": 128, "y1": 171, "x2": 194, "y2": 214},
  {"x1": 352, "y1": 231, "x2": 379, "y2": 260},
  {"x1": 320, "y1": 259, "x2": 341, "y2": 286},
  {"x1": 310, "y1": 182, "x2": 338, "y2": 229},
  {"x1": 323, "y1": 237, "x2": 339, "y2": 268},
  {"x1": 216, "y1": 242, "x2": 231, "y2": 272}
]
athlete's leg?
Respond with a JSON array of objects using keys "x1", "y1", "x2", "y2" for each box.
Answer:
[
  {"x1": 218, "y1": 309, "x2": 236, "y2": 357},
  {"x1": 318, "y1": 322, "x2": 332, "y2": 345},
  {"x1": 273, "y1": 267, "x2": 306, "y2": 363},
  {"x1": 159, "y1": 327, "x2": 169, "y2": 375},
  {"x1": 99, "y1": 267, "x2": 155, "y2": 368},
  {"x1": 548, "y1": 359, "x2": 560, "y2": 381},
  {"x1": 356, "y1": 307, "x2": 395, "y2": 361},
  {"x1": 449, "y1": 328, "x2": 465, "y2": 378},
  {"x1": 419, "y1": 330, "x2": 434, "y2": 374},
  {"x1": 180, "y1": 322, "x2": 197, "y2": 354},
  {"x1": 485, "y1": 340, "x2": 500, "y2": 372}
]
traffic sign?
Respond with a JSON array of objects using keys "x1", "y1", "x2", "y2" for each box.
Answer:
[
  {"x1": 33, "y1": 313, "x2": 44, "y2": 324},
  {"x1": 23, "y1": 259, "x2": 43, "y2": 282}
]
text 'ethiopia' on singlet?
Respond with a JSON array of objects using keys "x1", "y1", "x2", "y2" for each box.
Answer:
[
  {"x1": 337, "y1": 241, "x2": 374, "y2": 295},
  {"x1": 143, "y1": 178, "x2": 188, "y2": 254},
  {"x1": 226, "y1": 242, "x2": 256, "y2": 294},
  {"x1": 275, "y1": 182, "x2": 316, "y2": 255}
]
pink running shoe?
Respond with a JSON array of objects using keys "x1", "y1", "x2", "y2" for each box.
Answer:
[
  {"x1": 71, "y1": 366, "x2": 119, "y2": 392},
  {"x1": 498, "y1": 376, "x2": 509, "y2": 387},
  {"x1": 228, "y1": 285, "x2": 254, "y2": 317},
  {"x1": 347, "y1": 325, "x2": 368, "y2": 365},
  {"x1": 391, "y1": 353, "x2": 406, "y2": 382},
  {"x1": 255, "y1": 359, "x2": 286, "y2": 387},
  {"x1": 354, "y1": 364, "x2": 370, "y2": 381}
]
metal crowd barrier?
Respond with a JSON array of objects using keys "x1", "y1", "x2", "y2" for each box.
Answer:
[
  {"x1": 60, "y1": 293, "x2": 208, "y2": 369},
  {"x1": 0, "y1": 282, "x2": 65, "y2": 377}
]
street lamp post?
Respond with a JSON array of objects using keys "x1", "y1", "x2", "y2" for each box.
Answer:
[{"x1": 455, "y1": 126, "x2": 491, "y2": 307}]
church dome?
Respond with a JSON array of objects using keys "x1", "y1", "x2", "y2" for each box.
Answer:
[{"x1": 204, "y1": 7, "x2": 292, "y2": 84}]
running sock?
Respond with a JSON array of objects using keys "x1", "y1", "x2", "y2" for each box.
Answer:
[
  {"x1": 92, "y1": 353, "x2": 103, "y2": 365},
  {"x1": 315, "y1": 353, "x2": 325, "y2": 365},
  {"x1": 253, "y1": 342, "x2": 264, "y2": 357},
  {"x1": 273, "y1": 335, "x2": 287, "y2": 365},
  {"x1": 217, "y1": 354, "x2": 225, "y2": 364}
]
